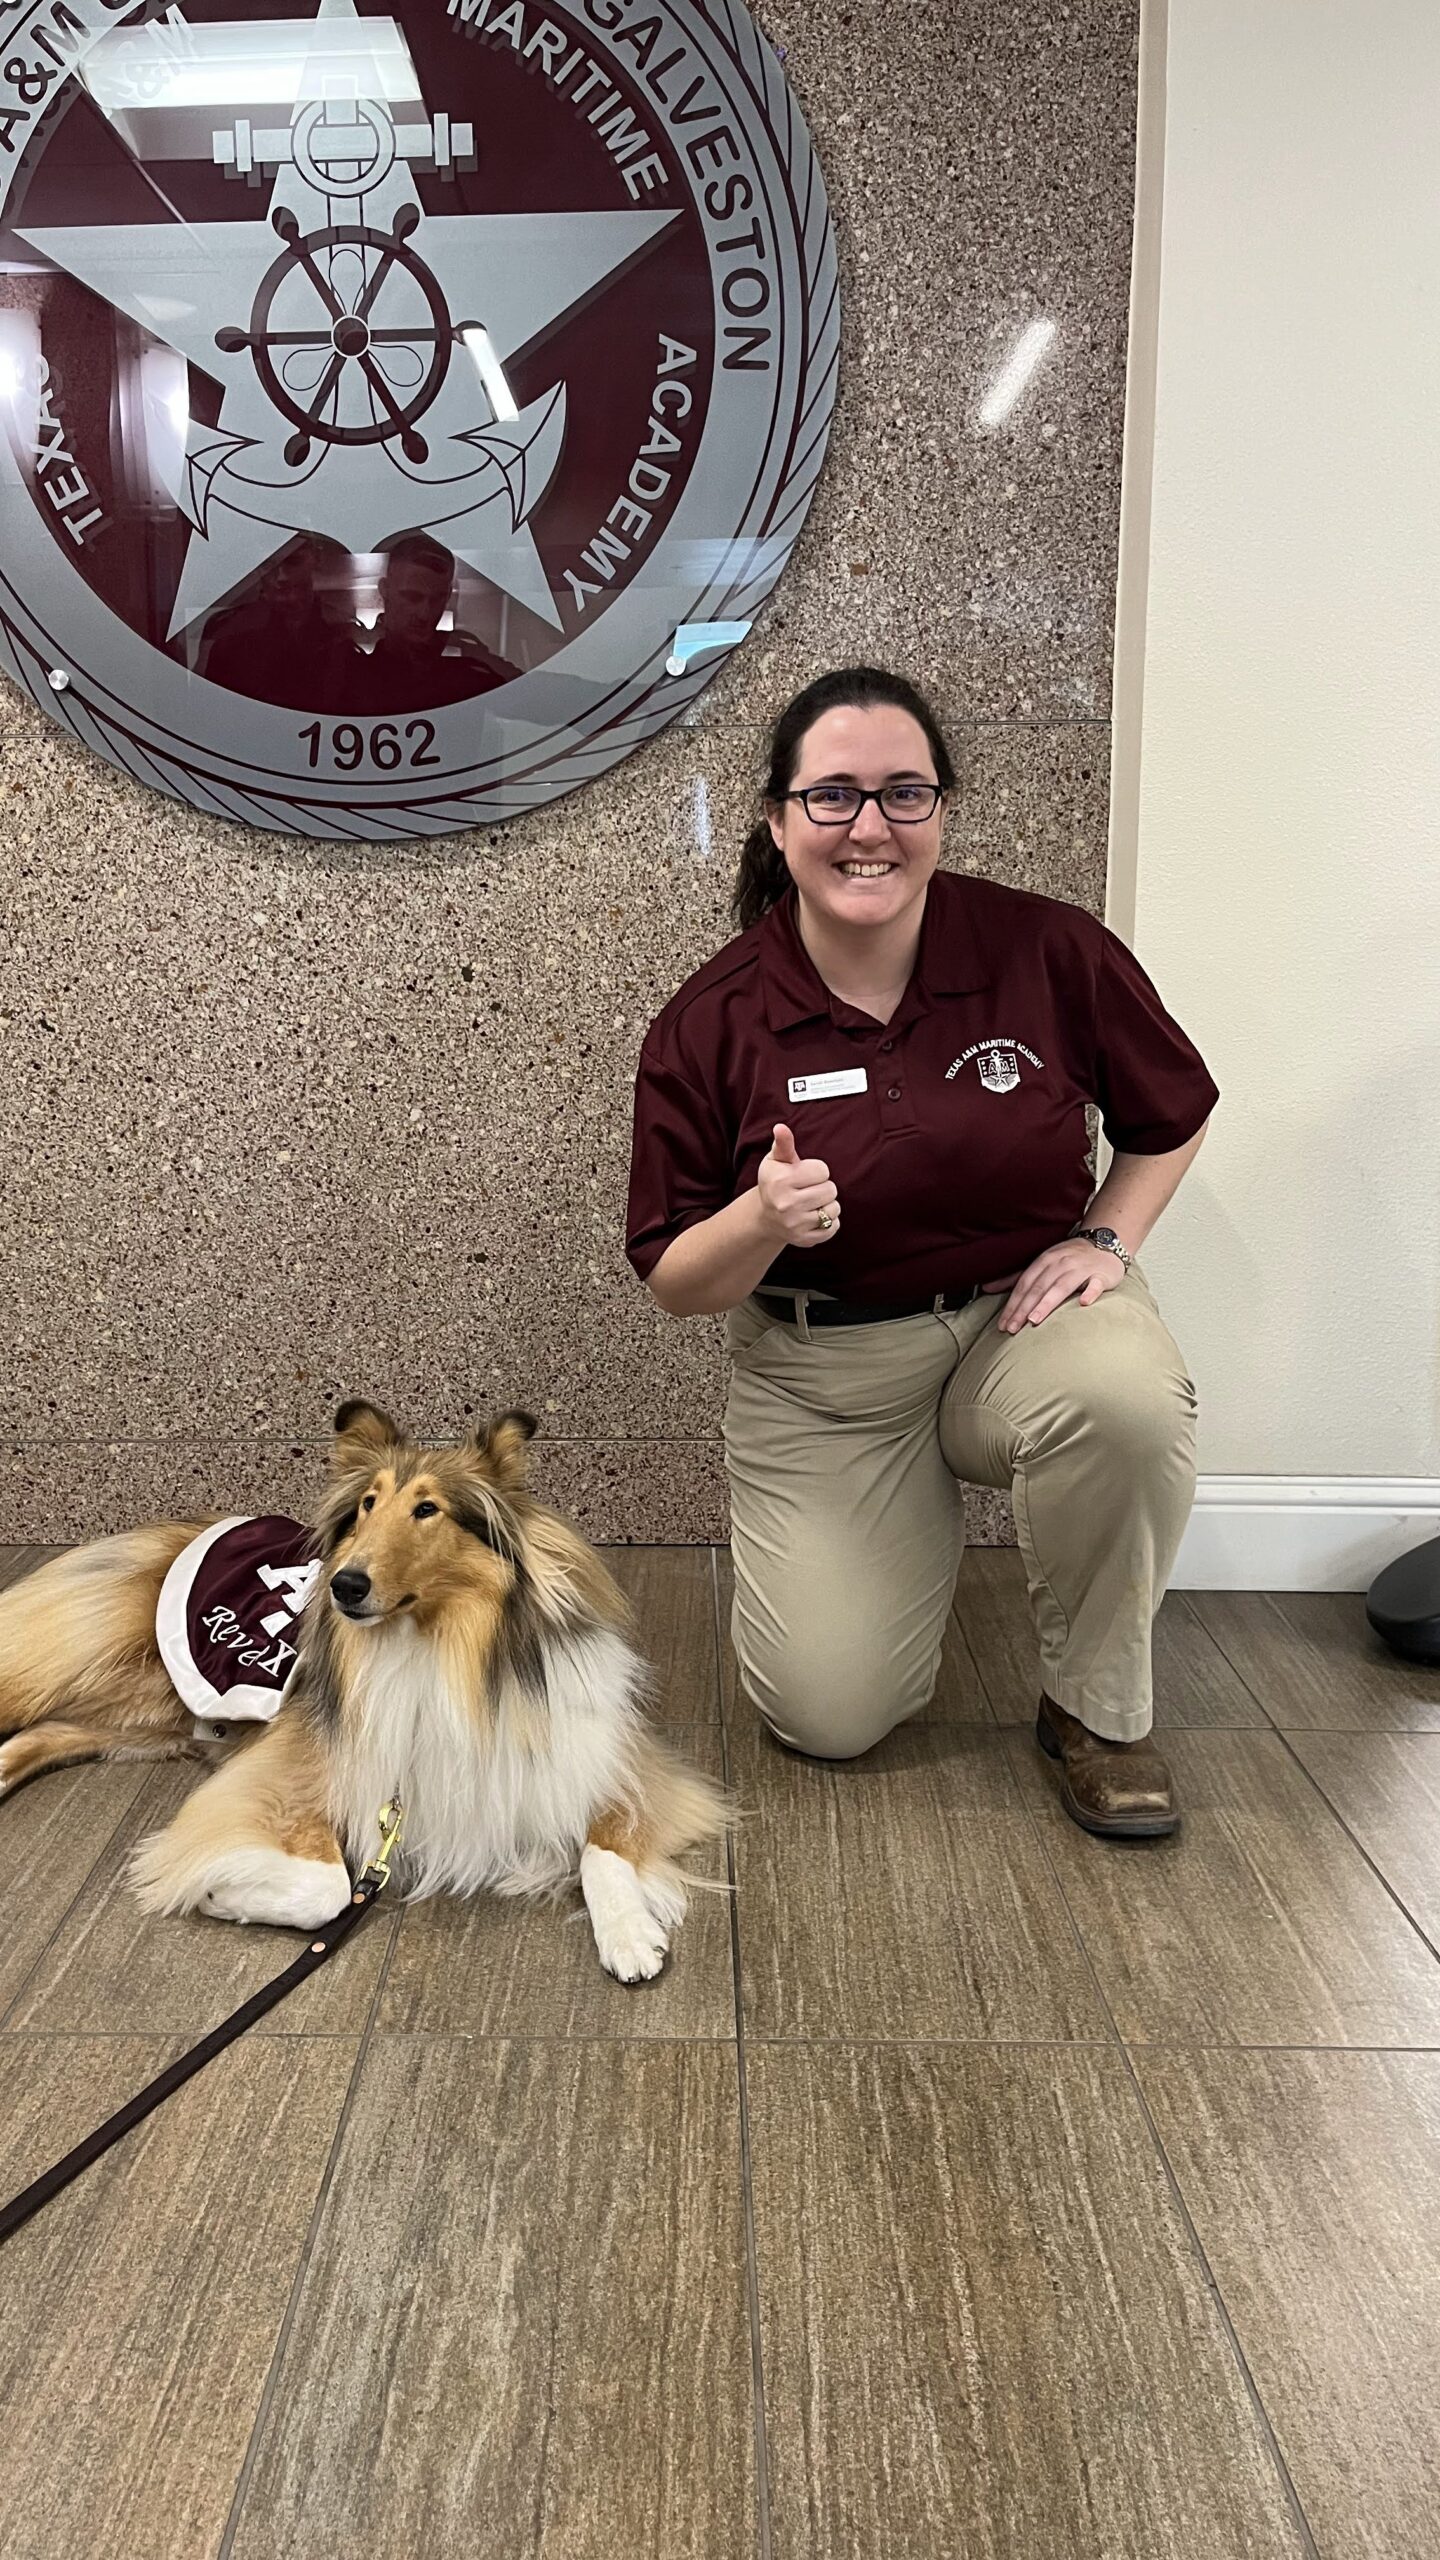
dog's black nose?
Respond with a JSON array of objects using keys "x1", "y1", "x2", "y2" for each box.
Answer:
[{"x1": 331, "y1": 1568, "x2": 372, "y2": 1611}]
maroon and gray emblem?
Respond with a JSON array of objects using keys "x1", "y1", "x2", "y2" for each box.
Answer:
[
  {"x1": 156, "y1": 1514, "x2": 319, "y2": 1725},
  {"x1": 0, "y1": 0, "x2": 838, "y2": 835}
]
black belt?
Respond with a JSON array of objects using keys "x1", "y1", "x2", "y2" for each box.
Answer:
[{"x1": 757, "y1": 1286, "x2": 982, "y2": 1329}]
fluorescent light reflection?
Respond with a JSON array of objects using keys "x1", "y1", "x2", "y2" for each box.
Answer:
[
  {"x1": 977, "y1": 318, "x2": 1057, "y2": 429},
  {"x1": 82, "y1": 18, "x2": 423, "y2": 115},
  {"x1": 691, "y1": 776, "x2": 712, "y2": 862},
  {"x1": 138, "y1": 344, "x2": 191, "y2": 506},
  {"x1": 0, "y1": 306, "x2": 42, "y2": 452},
  {"x1": 462, "y1": 326, "x2": 518, "y2": 422},
  {"x1": 353, "y1": 550, "x2": 384, "y2": 631}
]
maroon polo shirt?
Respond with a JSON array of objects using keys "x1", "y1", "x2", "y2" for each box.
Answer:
[{"x1": 626, "y1": 871, "x2": 1218, "y2": 1303}]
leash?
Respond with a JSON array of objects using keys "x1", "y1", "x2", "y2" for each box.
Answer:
[{"x1": 0, "y1": 1798, "x2": 404, "y2": 2250}]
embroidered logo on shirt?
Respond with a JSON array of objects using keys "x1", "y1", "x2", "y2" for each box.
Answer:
[
  {"x1": 946, "y1": 1038, "x2": 1045, "y2": 1092},
  {"x1": 978, "y1": 1049, "x2": 1020, "y2": 1092}
]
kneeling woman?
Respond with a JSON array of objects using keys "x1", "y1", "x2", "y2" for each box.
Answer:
[{"x1": 625, "y1": 668, "x2": 1217, "y2": 1839}]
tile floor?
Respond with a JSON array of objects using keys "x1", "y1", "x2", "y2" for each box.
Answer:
[{"x1": 2, "y1": 1542, "x2": 1439, "y2": 2559}]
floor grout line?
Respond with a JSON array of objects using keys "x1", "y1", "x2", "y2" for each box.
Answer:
[
  {"x1": 974, "y1": 1679, "x2": 1326, "y2": 2560},
  {"x1": 713, "y1": 1543, "x2": 773, "y2": 2560},
  {"x1": 15, "y1": 2024, "x2": 1436, "y2": 2055},
  {"x1": 1189, "y1": 1612, "x2": 1440, "y2": 1969},
  {"x1": 738, "y1": 2031, "x2": 1440, "y2": 2056},
  {"x1": 0, "y1": 2023, "x2": 739, "y2": 2047},
  {"x1": 0, "y1": 1768, "x2": 163, "y2": 2036},
  {"x1": 0, "y1": 2024, "x2": 391, "y2": 2044},
  {"x1": 981, "y1": 1714, "x2": 1440, "y2": 1734},
  {"x1": 215, "y1": 1897, "x2": 406, "y2": 2560},
  {"x1": 945, "y1": 1590, "x2": 1005, "y2": 1726},
  {"x1": 1173, "y1": 1589, "x2": 1283, "y2": 1729}
]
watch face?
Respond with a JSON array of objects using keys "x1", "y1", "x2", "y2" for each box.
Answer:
[{"x1": 0, "y1": 0, "x2": 839, "y2": 837}]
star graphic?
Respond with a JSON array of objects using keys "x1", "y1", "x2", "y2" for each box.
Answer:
[{"x1": 19, "y1": 0, "x2": 677, "y2": 637}]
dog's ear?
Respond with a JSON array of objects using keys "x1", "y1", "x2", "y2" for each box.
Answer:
[
  {"x1": 470, "y1": 1409, "x2": 537, "y2": 1490},
  {"x1": 332, "y1": 1400, "x2": 400, "y2": 1469}
]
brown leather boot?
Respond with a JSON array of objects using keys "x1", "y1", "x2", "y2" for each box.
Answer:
[{"x1": 1036, "y1": 1694, "x2": 1180, "y2": 1839}]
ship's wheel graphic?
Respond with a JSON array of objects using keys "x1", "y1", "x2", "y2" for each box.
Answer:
[{"x1": 216, "y1": 200, "x2": 462, "y2": 467}]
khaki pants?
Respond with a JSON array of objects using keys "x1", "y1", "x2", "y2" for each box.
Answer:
[{"x1": 723, "y1": 1266, "x2": 1197, "y2": 1755}]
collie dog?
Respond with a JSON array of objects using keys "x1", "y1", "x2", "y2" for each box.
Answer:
[{"x1": 0, "y1": 1402, "x2": 732, "y2": 1983}]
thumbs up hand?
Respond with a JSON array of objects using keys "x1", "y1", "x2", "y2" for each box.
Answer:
[{"x1": 757, "y1": 1123, "x2": 841, "y2": 1247}]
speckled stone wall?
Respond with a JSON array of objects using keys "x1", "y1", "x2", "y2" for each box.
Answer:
[{"x1": 0, "y1": 1, "x2": 1137, "y2": 1542}]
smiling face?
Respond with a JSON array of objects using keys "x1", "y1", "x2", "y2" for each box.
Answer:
[{"x1": 766, "y1": 702, "x2": 948, "y2": 937}]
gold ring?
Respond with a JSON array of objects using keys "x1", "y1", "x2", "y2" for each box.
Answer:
[{"x1": 815, "y1": 1209, "x2": 834, "y2": 1231}]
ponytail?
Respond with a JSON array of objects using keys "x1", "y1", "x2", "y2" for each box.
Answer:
[
  {"x1": 730, "y1": 665, "x2": 957, "y2": 929},
  {"x1": 733, "y1": 819, "x2": 790, "y2": 933}
]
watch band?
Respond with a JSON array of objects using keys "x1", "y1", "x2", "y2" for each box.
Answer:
[{"x1": 1070, "y1": 1224, "x2": 1133, "y2": 1271}]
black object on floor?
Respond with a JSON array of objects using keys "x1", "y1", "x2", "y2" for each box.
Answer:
[
  {"x1": 1365, "y1": 1534, "x2": 1440, "y2": 1665},
  {"x1": 0, "y1": 1804, "x2": 402, "y2": 2249}
]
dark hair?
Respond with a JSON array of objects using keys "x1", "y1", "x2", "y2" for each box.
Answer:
[
  {"x1": 732, "y1": 666, "x2": 958, "y2": 930},
  {"x1": 381, "y1": 530, "x2": 456, "y2": 581}
]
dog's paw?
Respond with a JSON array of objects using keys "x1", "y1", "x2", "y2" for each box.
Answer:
[
  {"x1": 197, "y1": 1849, "x2": 351, "y2": 1932},
  {"x1": 597, "y1": 1907, "x2": 670, "y2": 1984},
  {"x1": 580, "y1": 1843, "x2": 671, "y2": 1985}
]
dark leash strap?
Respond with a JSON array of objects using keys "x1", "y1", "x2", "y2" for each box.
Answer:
[{"x1": 0, "y1": 1799, "x2": 404, "y2": 2251}]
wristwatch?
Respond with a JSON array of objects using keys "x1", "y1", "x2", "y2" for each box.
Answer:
[{"x1": 1070, "y1": 1223, "x2": 1133, "y2": 1272}]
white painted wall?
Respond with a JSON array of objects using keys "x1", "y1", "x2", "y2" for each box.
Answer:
[{"x1": 1111, "y1": 0, "x2": 1440, "y2": 1585}]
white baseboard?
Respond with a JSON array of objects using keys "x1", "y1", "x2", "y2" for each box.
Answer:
[{"x1": 1173, "y1": 1477, "x2": 1440, "y2": 1592}]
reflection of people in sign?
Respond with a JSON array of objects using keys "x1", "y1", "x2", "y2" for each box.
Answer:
[
  {"x1": 198, "y1": 534, "x2": 353, "y2": 710},
  {"x1": 349, "y1": 532, "x2": 514, "y2": 712}
]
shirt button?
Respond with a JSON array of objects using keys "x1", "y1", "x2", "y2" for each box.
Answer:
[
  {"x1": 880, "y1": 1039, "x2": 894, "y2": 1053},
  {"x1": 887, "y1": 1084, "x2": 901, "y2": 1101}
]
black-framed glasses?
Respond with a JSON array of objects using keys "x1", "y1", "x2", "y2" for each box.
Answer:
[{"x1": 781, "y1": 782, "x2": 945, "y2": 825}]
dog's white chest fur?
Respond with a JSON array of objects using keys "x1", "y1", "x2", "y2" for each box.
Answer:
[{"x1": 328, "y1": 1619, "x2": 641, "y2": 1898}]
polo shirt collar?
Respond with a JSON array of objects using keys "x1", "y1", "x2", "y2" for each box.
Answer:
[{"x1": 757, "y1": 876, "x2": 991, "y2": 1033}]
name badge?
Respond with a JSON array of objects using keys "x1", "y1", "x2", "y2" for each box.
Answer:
[{"x1": 787, "y1": 1068, "x2": 869, "y2": 1103}]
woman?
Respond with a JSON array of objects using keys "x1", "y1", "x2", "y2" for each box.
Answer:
[{"x1": 625, "y1": 669, "x2": 1217, "y2": 1839}]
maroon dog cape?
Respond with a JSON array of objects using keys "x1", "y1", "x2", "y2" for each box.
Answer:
[{"x1": 156, "y1": 1516, "x2": 320, "y2": 1729}]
